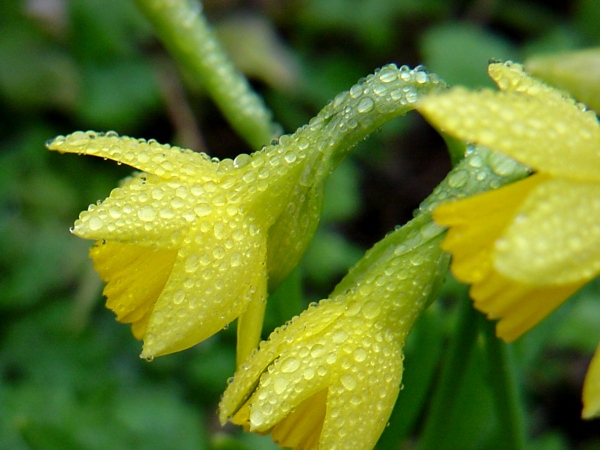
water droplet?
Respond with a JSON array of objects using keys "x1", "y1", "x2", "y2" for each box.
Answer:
[
  {"x1": 230, "y1": 252, "x2": 242, "y2": 267},
  {"x1": 234, "y1": 153, "x2": 251, "y2": 167},
  {"x1": 303, "y1": 367, "x2": 315, "y2": 380},
  {"x1": 173, "y1": 290, "x2": 185, "y2": 305},
  {"x1": 333, "y1": 330, "x2": 348, "y2": 344},
  {"x1": 88, "y1": 216, "x2": 104, "y2": 231},
  {"x1": 378, "y1": 68, "x2": 397, "y2": 83},
  {"x1": 137, "y1": 206, "x2": 156, "y2": 222},
  {"x1": 212, "y1": 246, "x2": 225, "y2": 259},
  {"x1": 310, "y1": 344, "x2": 325, "y2": 358},
  {"x1": 108, "y1": 207, "x2": 121, "y2": 219},
  {"x1": 447, "y1": 169, "x2": 469, "y2": 188},
  {"x1": 194, "y1": 203, "x2": 212, "y2": 217},
  {"x1": 357, "y1": 97, "x2": 374, "y2": 113},
  {"x1": 250, "y1": 410, "x2": 265, "y2": 428},
  {"x1": 353, "y1": 347, "x2": 367, "y2": 362},
  {"x1": 280, "y1": 357, "x2": 300, "y2": 373},
  {"x1": 284, "y1": 153, "x2": 297, "y2": 163},
  {"x1": 160, "y1": 208, "x2": 175, "y2": 219},
  {"x1": 213, "y1": 223, "x2": 226, "y2": 239},
  {"x1": 340, "y1": 374, "x2": 357, "y2": 390},
  {"x1": 349, "y1": 84, "x2": 363, "y2": 98},
  {"x1": 185, "y1": 254, "x2": 199, "y2": 273},
  {"x1": 273, "y1": 376, "x2": 288, "y2": 394},
  {"x1": 361, "y1": 301, "x2": 381, "y2": 319}
]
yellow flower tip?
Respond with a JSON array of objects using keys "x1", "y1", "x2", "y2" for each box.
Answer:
[
  {"x1": 433, "y1": 173, "x2": 590, "y2": 343},
  {"x1": 582, "y1": 344, "x2": 600, "y2": 419},
  {"x1": 55, "y1": 130, "x2": 323, "y2": 358},
  {"x1": 220, "y1": 287, "x2": 412, "y2": 448}
]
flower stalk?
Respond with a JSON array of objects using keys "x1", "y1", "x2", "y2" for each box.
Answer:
[{"x1": 133, "y1": 0, "x2": 278, "y2": 149}]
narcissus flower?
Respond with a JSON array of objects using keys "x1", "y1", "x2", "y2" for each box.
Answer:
[
  {"x1": 219, "y1": 214, "x2": 449, "y2": 450},
  {"x1": 48, "y1": 131, "x2": 313, "y2": 360},
  {"x1": 48, "y1": 64, "x2": 445, "y2": 360},
  {"x1": 418, "y1": 61, "x2": 600, "y2": 417}
]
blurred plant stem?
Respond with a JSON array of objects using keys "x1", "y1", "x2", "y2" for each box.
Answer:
[
  {"x1": 480, "y1": 314, "x2": 527, "y2": 450},
  {"x1": 419, "y1": 298, "x2": 527, "y2": 450},
  {"x1": 418, "y1": 298, "x2": 480, "y2": 450},
  {"x1": 133, "y1": 0, "x2": 278, "y2": 150}
]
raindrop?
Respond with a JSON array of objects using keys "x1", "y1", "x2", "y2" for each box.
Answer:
[{"x1": 357, "y1": 97, "x2": 374, "y2": 113}]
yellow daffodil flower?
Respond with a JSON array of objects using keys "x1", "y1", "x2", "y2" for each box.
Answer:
[
  {"x1": 219, "y1": 136, "x2": 534, "y2": 447},
  {"x1": 48, "y1": 64, "x2": 446, "y2": 361},
  {"x1": 418, "y1": 61, "x2": 600, "y2": 418},
  {"x1": 219, "y1": 213, "x2": 449, "y2": 450},
  {"x1": 47, "y1": 131, "x2": 311, "y2": 360}
]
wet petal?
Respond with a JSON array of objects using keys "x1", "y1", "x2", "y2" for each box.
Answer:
[
  {"x1": 488, "y1": 61, "x2": 570, "y2": 102},
  {"x1": 90, "y1": 240, "x2": 177, "y2": 339},
  {"x1": 470, "y1": 269, "x2": 582, "y2": 341},
  {"x1": 47, "y1": 131, "x2": 217, "y2": 182},
  {"x1": 270, "y1": 389, "x2": 327, "y2": 450},
  {"x1": 141, "y1": 222, "x2": 267, "y2": 358},
  {"x1": 73, "y1": 174, "x2": 189, "y2": 246},
  {"x1": 433, "y1": 174, "x2": 545, "y2": 284},
  {"x1": 583, "y1": 343, "x2": 600, "y2": 419},
  {"x1": 496, "y1": 179, "x2": 600, "y2": 285},
  {"x1": 320, "y1": 341, "x2": 402, "y2": 449},
  {"x1": 418, "y1": 87, "x2": 600, "y2": 182},
  {"x1": 219, "y1": 299, "x2": 345, "y2": 424}
]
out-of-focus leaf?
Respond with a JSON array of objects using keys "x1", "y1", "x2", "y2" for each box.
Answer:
[{"x1": 420, "y1": 23, "x2": 516, "y2": 87}]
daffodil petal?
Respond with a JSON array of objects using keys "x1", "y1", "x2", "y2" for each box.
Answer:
[
  {"x1": 73, "y1": 174, "x2": 189, "y2": 246},
  {"x1": 244, "y1": 322, "x2": 340, "y2": 431},
  {"x1": 488, "y1": 61, "x2": 570, "y2": 103},
  {"x1": 219, "y1": 299, "x2": 345, "y2": 424},
  {"x1": 470, "y1": 269, "x2": 582, "y2": 341},
  {"x1": 434, "y1": 174, "x2": 545, "y2": 284},
  {"x1": 270, "y1": 389, "x2": 327, "y2": 450},
  {"x1": 418, "y1": 88, "x2": 600, "y2": 182},
  {"x1": 496, "y1": 179, "x2": 600, "y2": 285},
  {"x1": 319, "y1": 344, "x2": 402, "y2": 449},
  {"x1": 89, "y1": 240, "x2": 176, "y2": 338},
  {"x1": 583, "y1": 342, "x2": 600, "y2": 419},
  {"x1": 141, "y1": 222, "x2": 267, "y2": 358},
  {"x1": 47, "y1": 131, "x2": 216, "y2": 182}
]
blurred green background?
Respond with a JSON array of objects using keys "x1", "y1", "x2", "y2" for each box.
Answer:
[{"x1": 2, "y1": 0, "x2": 600, "y2": 448}]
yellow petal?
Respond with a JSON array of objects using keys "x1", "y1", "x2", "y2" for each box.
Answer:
[
  {"x1": 418, "y1": 87, "x2": 600, "y2": 182},
  {"x1": 47, "y1": 131, "x2": 216, "y2": 182},
  {"x1": 496, "y1": 179, "x2": 600, "y2": 285},
  {"x1": 270, "y1": 389, "x2": 328, "y2": 450},
  {"x1": 525, "y1": 49, "x2": 600, "y2": 113},
  {"x1": 470, "y1": 269, "x2": 582, "y2": 341},
  {"x1": 488, "y1": 61, "x2": 570, "y2": 103},
  {"x1": 319, "y1": 343, "x2": 403, "y2": 449},
  {"x1": 73, "y1": 173, "x2": 188, "y2": 246},
  {"x1": 583, "y1": 342, "x2": 600, "y2": 419},
  {"x1": 90, "y1": 240, "x2": 176, "y2": 339},
  {"x1": 219, "y1": 299, "x2": 345, "y2": 424},
  {"x1": 433, "y1": 174, "x2": 545, "y2": 284},
  {"x1": 141, "y1": 222, "x2": 268, "y2": 358}
]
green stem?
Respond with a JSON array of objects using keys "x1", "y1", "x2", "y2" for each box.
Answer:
[
  {"x1": 236, "y1": 275, "x2": 267, "y2": 368},
  {"x1": 480, "y1": 316, "x2": 527, "y2": 450},
  {"x1": 418, "y1": 298, "x2": 480, "y2": 450},
  {"x1": 134, "y1": 0, "x2": 278, "y2": 150}
]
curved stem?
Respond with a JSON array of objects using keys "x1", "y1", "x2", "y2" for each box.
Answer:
[
  {"x1": 418, "y1": 298, "x2": 480, "y2": 450},
  {"x1": 480, "y1": 315, "x2": 527, "y2": 450},
  {"x1": 134, "y1": 0, "x2": 278, "y2": 150}
]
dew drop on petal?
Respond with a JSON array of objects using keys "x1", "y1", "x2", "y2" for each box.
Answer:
[
  {"x1": 138, "y1": 206, "x2": 157, "y2": 222},
  {"x1": 273, "y1": 376, "x2": 288, "y2": 394},
  {"x1": 280, "y1": 357, "x2": 300, "y2": 373},
  {"x1": 340, "y1": 374, "x2": 357, "y2": 390},
  {"x1": 88, "y1": 216, "x2": 104, "y2": 231}
]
